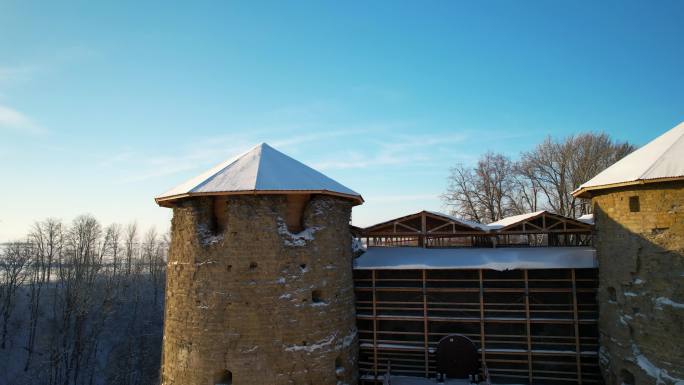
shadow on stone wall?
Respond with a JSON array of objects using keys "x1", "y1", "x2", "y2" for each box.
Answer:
[{"x1": 592, "y1": 186, "x2": 684, "y2": 385}]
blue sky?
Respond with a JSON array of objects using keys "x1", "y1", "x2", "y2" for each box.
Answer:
[{"x1": 1, "y1": 1, "x2": 683, "y2": 241}]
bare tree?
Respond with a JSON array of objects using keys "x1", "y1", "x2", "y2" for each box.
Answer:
[
  {"x1": 0, "y1": 241, "x2": 30, "y2": 349},
  {"x1": 124, "y1": 222, "x2": 138, "y2": 277},
  {"x1": 520, "y1": 133, "x2": 634, "y2": 217},
  {"x1": 442, "y1": 152, "x2": 516, "y2": 223},
  {"x1": 24, "y1": 218, "x2": 62, "y2": 371},
  {"x1": 0, "y1": 214, "x2": 167, "y2": 385},
  {"x1": 443, "y1": 132, "x2": 634, "y2": 221}
]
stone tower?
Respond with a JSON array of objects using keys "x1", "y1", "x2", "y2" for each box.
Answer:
[
  {"x1": 155, "y1": 143, "x2": 363, "y2": 385},
  {"x1": 573, "y1": 122, "x2": 684, "y2": 385}
]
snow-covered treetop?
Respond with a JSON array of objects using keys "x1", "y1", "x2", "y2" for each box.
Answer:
[
  {"x1": 155, "y1": 143, "x2": 363, "y2": 206},
  {"x1": 573, "y1": 121, "x2": 684, "y2": 197}
]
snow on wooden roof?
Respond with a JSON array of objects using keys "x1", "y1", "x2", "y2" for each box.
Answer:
[
  {"x1": 363, "y1": 210, "x2": 489, "y2": 234},
  {"x1": 486, "y1": 210, "x2": 546, "y2": 230},
  {"x1": 423, "y1": 211, "x2": 491, "y2": 231},
  {"x1": 155, "y1": 143, "x2": 363, "y2": 206},
  {"x1": 353, "y1": 246, "x2": 597, "y2": 271},
  {"x1": 573, "y1": 121, "x2": 684, "y2": 198},
  {"x1": 577, "y1": 214, "x2": 594, "y2": 225},
  {"x1": 485, "y1": 210, "x2": 592, "y2": 233}
]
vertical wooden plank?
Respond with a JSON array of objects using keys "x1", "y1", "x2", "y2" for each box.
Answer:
[
  {"x1": 420, "y1": 213, "x2": 427, "y2": 248},
  {"x1": 478, "y1": 269, "x2": 486, "y2": 365},
  {"x1": 372, "y1": 270, "x2": 378, "y2": 380},
  {"x1": 422, "y1": 269, "x2": 429, "y2": 377},
  {"x1": 524, "y1": 270, "x2": 533, "y2": 384},
  {"x1": 571, "y1": 269, "x2": 583, "y2": 384}
]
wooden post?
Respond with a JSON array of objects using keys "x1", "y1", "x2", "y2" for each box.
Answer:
[
  {"x1": 420, "y1": 213, "x2": 427, "y2": 248},
  {"x1": 422, "y1": 269, "x2": 429, "y2": 377},
  {"x1": 571, "y1": 269, "x2": 583, "y2": 384},
  {"x1": 524, "y1": 270, "x2": 533, "y2": 384},
  {"x1": 372, "y1": 270, "x2": 378, "y2": 380},
  {"x1": 478, "y1": 269, "x2": 486, "y2": 365}
]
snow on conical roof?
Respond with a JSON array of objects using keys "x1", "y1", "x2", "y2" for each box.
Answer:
[
  {"x1": 573, "y1": 121, "x2": 684, "y2": 198},
  {"x1": 155, "y1": 143, "x2": 363, "y2": 206}
]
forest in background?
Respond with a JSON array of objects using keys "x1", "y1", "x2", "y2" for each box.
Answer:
[{"x1": 0, "y1": 217, "x2": 167, "y2": 385}]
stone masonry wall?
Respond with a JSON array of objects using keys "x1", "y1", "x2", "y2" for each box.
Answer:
[
  {"x1": 592, "y1": 181, "x2": 684, "y2": 385},
  {"x1": 161, "y1": 194, "x2": 358, "y2": 385}
]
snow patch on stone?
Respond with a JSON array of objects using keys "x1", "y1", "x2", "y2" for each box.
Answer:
[
  {"x1": 284, "y1": 333, "x2": 336, "y2": 352},
  {"x1": 631, "y1": 343, "x2": 684, "y2": 384},
  {"x1": 624, "y1": 291, "x2": 638, "y2": 297},
  {"x1": 241, "y1": 345, "x2": 259, "y2": 353},
  {"x1": 197, "y1": 224, "x2": 224, "y2": 246},
  {"x1": 277, "y1": 218, "x2": 322, "y2": 247},
  {"x1": 283, "y1": 328, "x2": 356, "y2": 353},
  {"x1": 619, "y1": 314, "x2": 633, "y2": 326},
  {"x1": 335, "y1": 328, "x2": 357, "y2": 350},
  {"x1": 654, "y1": 297, "x2": 684, "y2": 310}
]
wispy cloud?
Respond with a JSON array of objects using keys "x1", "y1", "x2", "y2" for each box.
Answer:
[
  {"x1": 0, "y1": 65, "x2": 36, "y2": 84},
  {"x1": 0, "y1": 104, "x2": 45, "y2": 135},
  {"x1": 314, "y1": 132, "x2": 470, "y2": 170},
  {"x1": 103, "y1": 119, "x2": 381, "y2": 183}
]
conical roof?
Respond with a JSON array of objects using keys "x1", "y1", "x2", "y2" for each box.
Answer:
[
  {"x1": 155, "y1": 143, "x2": 363, "y2": 206},
  {"x1": 573, "y1": 121, "x2": 684, "y2": 198}
]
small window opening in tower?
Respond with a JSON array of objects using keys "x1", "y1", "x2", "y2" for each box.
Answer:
[
  {"x1": 607, "y1": 287, "x2": 617, "y2": 302},
  {"x1": 214, "y1": 370, "x2": 232, "y2": 385},
  {"x1": 249, "y1": 262, "x2": 258, "y2": 270},
  {"x1": 629, "y1": 196, "x2": 640, "y2": 212},
  {"x1": 285, "y1": 194, "x2": 311, "y2": 233},
  {"x1": 312, "y1": 289, "x2": 324, "y2": 303},
  {"x1": 211, "y1": 197, "x2": 228, "y2": 235}
]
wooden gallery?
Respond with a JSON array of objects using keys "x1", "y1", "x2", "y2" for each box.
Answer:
[{"x1": 352, "y1": 210, "x2": 599, "y2": 384}]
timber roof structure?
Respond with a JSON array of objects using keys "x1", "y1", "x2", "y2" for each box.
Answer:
[
  {"x1": 573, "y1": 120, "x2": 684, "y2": 198},
  {"x1": 486, "y1": 210, "x2": 592, "y2": 234},
  {"x1": 155, "y1": 143, "x2": 363, "y2": 206}
]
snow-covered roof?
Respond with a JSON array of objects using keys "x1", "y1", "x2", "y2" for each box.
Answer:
[
  {"x1": 424, "y1": 211, "x2": 491, "y2": 231},
  {"x1": 486, "y1": 211, "x2": 546, "y2": 230},
  {"x1": 155, "y1": 143, "x2": 363, "y2": 206},
  {"x1": 354, "y1": 247, "x2": 597, "y2": 271},
  {"x1": 576, "y1": 214, "x2": 594, "y2": 225},
  {"x1": 573, "y1": 121, "x2": 684, "y2": 198}
]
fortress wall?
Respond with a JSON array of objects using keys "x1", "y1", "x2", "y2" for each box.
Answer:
[
  {"x1": 592, "y1": 181, "x2": 684, "y2": 385},
  {"x1": 161, "y1": 194, "x2": 358, "y2": 385}
]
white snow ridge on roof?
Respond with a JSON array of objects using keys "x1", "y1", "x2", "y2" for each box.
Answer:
[
  {"x1": 487, "y1": 211, "x2": 546, "y2": 230},
  {"x1": 574, "y1": 121, "x2": 684, "y2": 196},
  {"x1": 156, "y1": 143, "x2": 362, "y2": 204}
]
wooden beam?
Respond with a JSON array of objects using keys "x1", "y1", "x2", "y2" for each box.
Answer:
[
  {"x1": 524, "y1": 270, "x2": 533, "y2": 384},
  {"x1": 422, "y1": 269, "x2": 429, "y2": 377},
  {"x1": 396, "y1": 222, "x2": 421, "y2": 233},
  {"x1": 372, "y1": 270, "x2": 378, "y2": 380},
  {"x1": 479, "y1": 269, "x2": 486, "y2": 366},
  {"x1": 572, "y1": 269, "x2": 583, "y2": 385}
]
